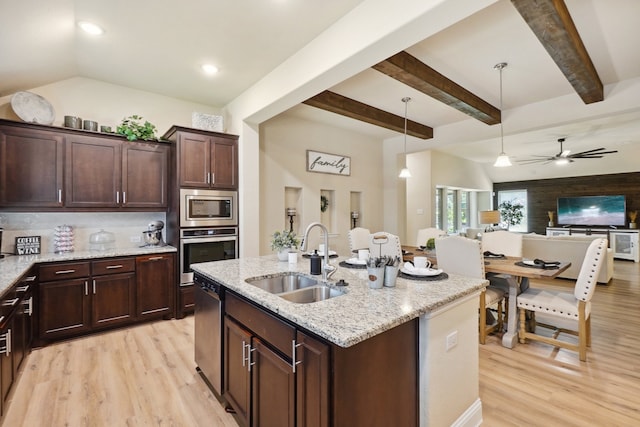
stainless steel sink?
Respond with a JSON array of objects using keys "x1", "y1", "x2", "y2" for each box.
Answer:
[
  {"x1": 245, "y1": 273, "x2": 344, "y2": 303},
  {"x1": 245, "y1": 273, "x2": 320, "y2": 293},
  {"x1": 278, "y1": 286, "x2": 344, "y2": 303}
]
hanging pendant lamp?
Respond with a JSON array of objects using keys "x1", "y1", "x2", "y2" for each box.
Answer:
[
  {"x1": 493, "y1": 62, "x2": 512, "y2": 167},
  {"x1": 399, "y1": 97, "x2": 412, "y2": 178}
]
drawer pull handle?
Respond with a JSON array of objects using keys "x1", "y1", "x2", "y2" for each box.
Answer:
[
  {"x1": 291, "y1": 340, "x2": 303, "y2": 373},
  {"x1": 16, "y1": 285, "x2": 30, "y2": 293},
  {"x1": 2, "y1": 298, "x2": 19, "y2": 307},
  {"x1": 105, "y1": 265, "x2": 124, "y2": 269},
  {"x1": 25, "y1": 276, "x2": 37, "y2": 282},
  {"x1": 55, "y1": 269, "x2": 76, "y2": 275},
  {"x1": 148, "y1": 256, "x2": 163, "y2": 261}
]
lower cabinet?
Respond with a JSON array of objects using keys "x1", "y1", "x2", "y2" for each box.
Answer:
[
  {"x1": 224, "y1": 292, "x2": 330, "y2": 427},
  {"x1": 37, "y1": 253, "x2": 176, "y2": 345},
  {"x1": 222, "y1": 291, "x2": 416, "y2": 427}
]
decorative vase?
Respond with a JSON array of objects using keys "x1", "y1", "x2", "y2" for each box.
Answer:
[
  {"x1": 630, "y1": 222, "x2": 637, "y2": 229},
  {"x1": 277, "y1": 248, "x2": 291, "y2": 261}
]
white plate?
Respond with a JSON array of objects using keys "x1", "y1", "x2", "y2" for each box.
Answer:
[
  {"x1": 401, "y1": 267, "x2": 443, "y2": 277},
  {"x1": 11, "y1": 91, "x2": 55, "y2": 124},
  {"x1": 345, "y1": 258, "x2": 366, "y2": 265}
]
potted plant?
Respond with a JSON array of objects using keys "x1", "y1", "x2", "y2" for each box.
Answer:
[
  {"x1": 270, "y1": 229, "x2": 300, "y2": 261},
  {"x1": 498, "y1": 200, "x2": 524, "y2": 229},
  {"x1": 116, "y1": 115, "x2": 158, "y2": 141}
]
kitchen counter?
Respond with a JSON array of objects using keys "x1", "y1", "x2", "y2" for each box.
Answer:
[
  {"x1": 192, "y1": 254, "x2": 487, "y2": 348},
  {"x1": 0, "y1": 245, "x2": 177, "y2": 298}
]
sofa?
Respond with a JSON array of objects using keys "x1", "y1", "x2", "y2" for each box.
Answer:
[{"x1": 522, "y1": 234, "x2": 613, "y2": 284}]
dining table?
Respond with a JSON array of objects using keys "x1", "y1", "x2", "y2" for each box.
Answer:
[
  {"x1": 484, "y1": 257, "x2": 571, "y2": 348},
  {"x1": 401, "y1": 245, "x2": 437, "y2": 264}
]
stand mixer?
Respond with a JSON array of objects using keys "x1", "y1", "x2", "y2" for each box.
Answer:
[{"x1": 142, "y1": 220, "x2": 166, "y2": 246}]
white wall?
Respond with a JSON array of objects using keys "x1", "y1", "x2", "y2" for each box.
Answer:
[
  {"x1": 259, "y1": 113, "x2": 384, "y2": 256},
  {"x1": 0, "y1": 76, "x2": 222, "y2": 135}
]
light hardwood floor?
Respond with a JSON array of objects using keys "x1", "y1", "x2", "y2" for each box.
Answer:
[{"x1": 3, "y1": 260, "x2": 640, "y2": 426}]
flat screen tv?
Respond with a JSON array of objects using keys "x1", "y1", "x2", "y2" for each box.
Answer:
[{"x1": 557, "y1": 195, "x2": 626, "y2": 227}]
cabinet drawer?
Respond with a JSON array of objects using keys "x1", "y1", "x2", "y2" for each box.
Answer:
[
  {"x1": 91, "y1": 257, "x2": 136, "y2": 275},
  {"x1": 226, "y1": 292, "x2": 295, "y2": 358},
  {"x1": 40, "y1": 261, "x2": 90, "y2": 281}
]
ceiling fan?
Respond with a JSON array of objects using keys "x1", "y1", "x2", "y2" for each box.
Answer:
[{"x1": 518, "y1": 138, "x2": 618, "y2": 165}]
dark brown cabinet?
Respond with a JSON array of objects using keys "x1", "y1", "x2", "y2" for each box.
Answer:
[
  {"x1": 0, "y1": 124, "x2": 64, "y2": 208},
  {"x1": 65, "y1": 136, "x2": 169, "y2": 209},
  {"x1": 136, "y1": 253, "x2": 175, "y2": 320},
  {"x1": 163, "y1": 126, "x2": 238, "y2": 190},
  {"x1": 90, "y1": 258, "x2": 136, "y2": 329},
  {"x1": 37, "y1": 253, "x2": 176, "y2": 345},
  {"x1": 223, "y1": 292, "x2": 327, "y2": 427}
]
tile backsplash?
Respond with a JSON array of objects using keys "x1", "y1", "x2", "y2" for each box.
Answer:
[{"x1": 0, "y1": 212, "x2": 167, "y2": 255}]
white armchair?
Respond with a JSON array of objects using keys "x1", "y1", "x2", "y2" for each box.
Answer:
[{"x1": 348, "y1": 227, "x2": 370, "y2": 253}]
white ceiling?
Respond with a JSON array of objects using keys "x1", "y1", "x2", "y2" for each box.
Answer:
[{"x1": 2, "y1": 0, "x2": 639, "y2": 183}]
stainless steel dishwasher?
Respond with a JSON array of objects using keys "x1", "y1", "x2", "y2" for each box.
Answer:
[{"x1": 194, "y1": 272, "x2": 224, "y2": 396}]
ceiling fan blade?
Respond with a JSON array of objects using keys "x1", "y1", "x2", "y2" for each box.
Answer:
[{"x1": 569, "y1": 147, "x2": 612, "y2": 156}]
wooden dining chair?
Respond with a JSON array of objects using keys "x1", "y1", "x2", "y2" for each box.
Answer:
[
  {"x1": 516, "y1": 237, "x2": 607, "y2": 361},
  {"x1": 435, "y1": 236, "x2": 506, "y2": 344}
]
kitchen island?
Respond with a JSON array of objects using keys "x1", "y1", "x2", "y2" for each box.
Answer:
[{"x1": 192, "y1": 255, "x2": 487, "y2": 427}]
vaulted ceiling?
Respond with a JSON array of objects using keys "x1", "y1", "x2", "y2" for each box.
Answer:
[{"x1": 1, "y1": 0, "x2": 639, "y2": 183}]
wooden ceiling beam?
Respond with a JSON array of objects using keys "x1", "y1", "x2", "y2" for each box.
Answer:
[
  {"x1": 511, "y1": 0, "x2": 603, "y2": 104},
  {"x1": 372, "y1": 51, "x2": 501, "y2": 125},
  {"x1": 303, "y1": 90, "x2": 433, "y2": 139}
]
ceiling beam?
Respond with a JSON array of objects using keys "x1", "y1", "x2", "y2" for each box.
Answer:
[
  {"x1": 372, "y1": 51, "x2": 501, "y2": 125},
  {"x1": 511, "y1": 0, "x2": 603, "y2": 104},
  {"x1": 303, "y1": 90, "x2": 433, "y2": 139}
]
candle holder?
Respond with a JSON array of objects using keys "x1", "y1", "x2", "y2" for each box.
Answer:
[
  {"x1": 287, "y1": 208, "x2": 297, "y2": 232},
  {"x1": 351, "y1": 211, "x2": 359, "y2": 229}
]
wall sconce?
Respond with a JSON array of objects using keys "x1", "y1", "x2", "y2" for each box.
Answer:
[
  {"x1": 287, "y1": 207, "x2": 296, "y2": 232},
  {"x1": 479, "y1": 210, "x2": 501, "y2": 232},
  {"x1": 351, "y1": 211, "x2": 359, "y2": 229}
]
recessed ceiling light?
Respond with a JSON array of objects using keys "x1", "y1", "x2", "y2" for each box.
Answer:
[
  {"x1": 201, "y1": 64, "x2": 219, "y2": 75},
  {"x1": 78, "y1": 21, "x2": 104, "y2": 35}
]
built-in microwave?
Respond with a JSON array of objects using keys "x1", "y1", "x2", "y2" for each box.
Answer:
[{"x1": 179, "y1": 189, "x2": 238, "y2": 228}]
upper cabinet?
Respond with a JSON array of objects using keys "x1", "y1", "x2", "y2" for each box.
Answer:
[
  {"x1": 0, "y1": 119, "x2": 169, "y2": 211},
  {"x1": 164, "y1": 126, "x2": 238, "y2": 190},
  {"x1": 0, "y1": 124, "x2": 64, "y2": 207}
]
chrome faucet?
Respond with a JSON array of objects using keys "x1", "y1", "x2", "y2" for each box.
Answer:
[{"x1": 301, "y1": 222, "x2": 337, "y2": 282}]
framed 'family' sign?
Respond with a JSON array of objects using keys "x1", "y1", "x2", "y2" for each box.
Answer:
[{"x1": 306, "y1": 150, "x2": 351, "y2": 176}]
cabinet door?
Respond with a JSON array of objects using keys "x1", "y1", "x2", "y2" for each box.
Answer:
[
  {"x1": 0, "y1": 316, "x2": 13, "y2": 412},
  {"x1": 91, "y1": 272, "x2": 136, "y2": 329},
  {"x1": 178, "y1": 133, "x2": 210, "y2": 188},
  {"x1": 224, "y1": 317, "x2": 252, "y2": 427},
  {"x1": 136, "y1": 254, "x2": 174, "y2": 320},
  {"x1": 38, "y1": 278, "x2": 91, "y2": 340},
  {"x1": 296, "y1": 331, "x2": 330, "y2": 427},
  {"x1": 211, "y1": 138, "x2": 237, "y2": 189},
  {"x1": 13, "y1": 287, "x2": 33, "y2": 375},
  {"x1": 122, "y1": 142, "x2": 168, "y2": 208},
  {"x1": 65, "y1": 136, "x2": 121, "y2": 207},
  {"x1": 0, "y1": 125, "x2": 64, "y2": 207},
  {"x1": 252, "y1": 337, "x2": 295, "y2": 427}
]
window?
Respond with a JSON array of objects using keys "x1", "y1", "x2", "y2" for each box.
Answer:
[
  {"x1": 497, "y1": 190, "x2": 528, "y2": 232},
  {"x1": 435, "y1": 187, "x2": 471, "y2": 233},
  {"x1": 435, "y1": 188, "x2": 443, "y2": 230}
]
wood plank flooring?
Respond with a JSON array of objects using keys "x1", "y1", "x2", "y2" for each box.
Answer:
[{"x1": 3, "y1": 260, "x2": 640, "y2": 426}]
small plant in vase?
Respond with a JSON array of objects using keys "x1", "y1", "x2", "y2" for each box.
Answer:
[
  {"x1": 629, "y1": 211, "x2": 638, "y2": 229},
  {"x1": 271, "y1": 230, "x2": 300, "y2": 261},
  {"x1": 548, "y1": 211, "x2": 555, "y2": 227}
]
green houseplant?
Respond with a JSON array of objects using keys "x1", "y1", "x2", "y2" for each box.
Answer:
[
  {"x1": 270, "y1": 230, "x2": 300, "y2": 261},
  {"x1": 116, "y1": 115, "x2": 158, "y2": 141},
  {"x1": 498, "y1": 200, "x2": 524, "y2": 229}
]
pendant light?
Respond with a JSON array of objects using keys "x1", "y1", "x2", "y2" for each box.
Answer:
[
  {"x1": 399, "y1": 97, "x2": 412, "y2": 178},
  {"x1": 493, "y1": 62, "x2": 512, "y2": 167}
]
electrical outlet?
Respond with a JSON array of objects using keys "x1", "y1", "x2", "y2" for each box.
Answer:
[
  {"x1": 446, "y1": 331, "x2": 458, "y2": 351},
  {"x1": 130, "y1": 235, "x2": 141, "y2": 243}
]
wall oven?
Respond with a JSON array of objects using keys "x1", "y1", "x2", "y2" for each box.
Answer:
[
  {"x1": 180, "y1": 227, "x2": 238, "y2": 286},
  {"x1": 179, "y1": 189, "x2": 238, "y2": 228}
]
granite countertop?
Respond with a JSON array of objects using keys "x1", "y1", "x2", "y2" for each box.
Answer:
[
  {"x1": 192, "y1": 255, "x2": 487, "y2": 348},
  {"x1": 0, "y1": 245, "x2": 177, "y2": 298}
]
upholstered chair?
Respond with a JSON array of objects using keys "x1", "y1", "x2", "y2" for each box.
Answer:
[
  {"x1": 415, "y1": 227, "x2": 446, "y2": 247},
  {"x1": 435, "y1": 236, "x2": 506, "y2": 344},
  {"x1": 481, "y1": 230, "x2": 523, "y2": 257},
  {"x1": 516, "y1": 237, "x2": 607, "y2": 361},
  {"x1": 368, "y1": 232, "x2": 402, "y2": 259},
  {"x1": 348, "y1": 227, "x2": 371, "y2": 253}
]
